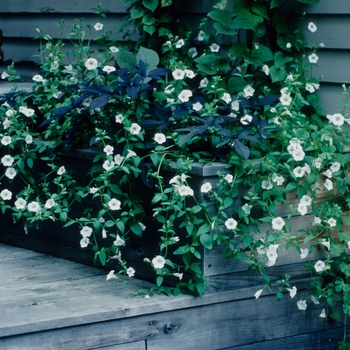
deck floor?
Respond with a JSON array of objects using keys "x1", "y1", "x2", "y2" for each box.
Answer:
[{"x1": 0, "y1": 242, "x2": 346, "y2": 349}]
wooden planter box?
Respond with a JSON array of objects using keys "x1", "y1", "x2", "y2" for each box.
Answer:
[{"x1": 0, "y1": 148, "x2": 327, "y2": 291}]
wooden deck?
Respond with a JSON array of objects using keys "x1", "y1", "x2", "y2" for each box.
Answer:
[{"x1": 0, "y1": 242, "x2": 346, "y2": 349}]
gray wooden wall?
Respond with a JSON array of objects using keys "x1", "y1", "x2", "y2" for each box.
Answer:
[{"x1": 1, "y1": 0, "x2": 350, "y2": 113}]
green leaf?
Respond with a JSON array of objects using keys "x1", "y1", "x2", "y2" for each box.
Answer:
[
  {"x1": 60, "y1": 211, "x2": 68, "y2": 222},
  {"x1": 156, "y1": 275, "x2": 163, "y2": 286},
  {"x1": 173, "y1": 245, "x2": 190, "y2": 255},
  {"x1": 250, "y1": 44, "x2": 273, "y2": 65},
  {"x1": 208, "y1": 9, "x2": 232, "y2": 26},
  {"x1": 270, "y1": 0, "x2": 282, "y2": 8},
  {"x1": 285, "y1": 182, "x2": 298, "y2": 192},
  {"x1": 243, "y1": 235, "x2": 254, "y2": 248},
  {"x1": 136, "y1": 46, "x2": 159, "y2": 72},
  {"x1": 196, "y1": 283, "x2": 207, "y2": 295},
  {"x1": 27, "y1": 158, "x2": 34, "y2": 168},
  {"x1": 143, "y1": 24, "x2": 156, "y2": 36},
  {"x1": 115, "y1": 51, "x2": 137, "y2": 69},
  {"x1": 116, "y1": 220, "x2": 125, "y2": 234},
  {"x1": 143, "y1": 0, "x2": 159, "y2": 12},
  {"x1": 197, "y1": 224, "x2": 210, "y2": 236},
  {"x1": 227, "y1": 76, "x2": 247, "y2": 93},
  {"x1": 131, "y1": 223, "x2": 142, "y2": 237},
  {"x1": 130, "y1": 8, "x2": 145, "y2": 19},
  {"x1": 99, "y1": 251, "x2": 106, "y2": 266},
  {"x1": 142, "y1": 14, "x2": 156, "y2": 25},
  {"x1": 224, "y1": 197, "x2": 233, "y2": 209},
  {"x1": 200, "y1": 233, "x2": 213, "y2": 250}
]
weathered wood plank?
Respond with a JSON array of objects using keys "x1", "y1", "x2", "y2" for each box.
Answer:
[
  {"x1": 222, "y1": 327, "x2": 344, "y2": 350},
  {"x1": 0, "y1": 0, "x2": 128, "y2": 14},
  {"x1": 1, "y1": 14, "x2": 128, "y2": 39}
]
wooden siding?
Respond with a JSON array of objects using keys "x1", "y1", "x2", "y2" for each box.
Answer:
[{"x1": 0, "y1": 243, "x2": 346, "y2": 349}]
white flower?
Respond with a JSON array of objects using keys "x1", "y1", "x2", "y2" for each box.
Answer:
[
  {"x1": 280, "y1": 93, "x2": 292, "y2": 106},
  {"x1": 200, "y1": 182, "x2": 212, "y2": 193},
  {"x1": 85, "y1": 57, "x2": 98, "y2": 70},
  {"x1": 108, "y1": 198, "x2": 121, "y2": 210},
  {"x1": 297, "y1": 202, "x2": 308, "y2": 216},
  {"x1": 0, "y1": 189, "x2": 12, "y2": 200},
  {"x1": 231, "y1": 100, "x2": 240, "y2": 111},
  {"x1": 90, "y1": 187, "x2": 98, "y2": 194},
  {"x1": 1, "y1": 71, "x2": 9, "y2": 79},
  {"x1": 327, "y1": 113, "x2": 344, "y2": 126},
  {"x1": 109, "y1": 46, "x2": 119, "y2": 53},
  {"x1": 113, "y1": 234, "x2": 125, "y2": 246},
  {"x1": 221, "y1": 93, "x2": 231, "y2": 104},
  {"x1": 172, "y1": 68, "x2": 185, "y2": 80},
  {"x1": 261, "y1": 180, "x2": 273, "y2": 190},
  {"x1": 210, "y1": 43, "x2": 220, "y2": 52},
  {"x1": 139, "y1": 222, "x2": 146, "y2": 231},
  {"x1": 184, "y1": 69, "x2": 195, "y2": 79},
  {"x1": 102, "y1": 229, "x2": 107, "y2": 239},
  {"x1": 3, "y1": 118, "x2": 12, "y2": 129},
  {"x1": 178, "y1": 89, "x2": 192, "y2": 102},
  {"x1": 152, "y1": 255, "x2": 166, "y2": 269},
  {"x1": 80, "y1": 237, "x2": 90, "y2": 248},
  {"x1": 114, "y1": 154, "x2": 124, "y2": 165},
  {"x1": 312, "y1": 216, "x2": 322, "y2": 225},
  {"x1": 188, "y1": 47, "x2": 198, "y2": 58},
  {"x1": 324, "y1": 179, "x2": 333, "y2": 191},
  {"x1": 32, "y1": 74, "x2": 45, "y2": 83},
  {"x1": 241, "y1": 114, "x2": 253, "y2": 125},
  {"x1": 330, "y1": 162, "x2": 341, "y2": 173},
  {"x1": 173, "y1": 272, "x2": 183, "y2": 280},
  {"x1": 327, "y1": 218, "x2": 337, "y2": 227},
  {"x1": 313, "y1": 158, "x2": 322, "y2": 169},
  {"x1": 64, "y1": 64, "x2": 73, "y2": 71},
  {"x1": 1, "y1": 136, "x2": 12, "y2": 146},
  {"x1": 308, "y1": 53, "x2": 319, "y2": 64},
  {"x1": 193, "y1": 102, "x2": 203, "y2": 111},
  {"x1": 178, "y1": 185, "x2": 194, "y2": 196},
  {"x1": 293, "y1": 166, "x2": 306, "y2": 178},
  {"x1": 300, "y1": 248, "x2": 308, "y2": 259},
  {"x1": 300, "y1": 195, "x2": 312, "y2": 206},
  {"x1": 297, "y1": 300, "x2": 307, "y2": 310},
  {"x1": 314, "y1": 260, "x2": 328, "y2": 272},
  {"x1": 243, "y1": 85, "x2": 255, "y2": 98},
  {"x1": 311, "y1": 295, "x2": 320, "y2": 305},
  {"x1": 266, "y1": 244, "x2": 279, "y2": 266},
  {"x1": 319, "y1": 308, "x2": 326, "y2": 318},
  {"x1": 44, "y1": 198, "x2": 56, "y2": 209},
  {"x1": 5, "y1": 167, "x2": 16, "y2": 179},
  {"x1": 288, "y1": 286, "x2": 297, "y2": 298},
  {"x1": 102, "y1": 65, "x2": 116, "y2": 74},
  {"x1": 197, "y1": 30, "x2": 205, "y2": 41},
  {"x1": 14, "y1": 198, "x2": 26, "y2": 210},
  {"x1": 242, "y1": 203, "x2": 252, "y2": 215},
  {"x1": 199, "y1": 78, "x2": 209, "y2": 88},
  {"x1": 291, "y1": 148, "x2": 305, "y2": 161},
  {"x1": 1, "y1": 155, "x2": 14, "y2": 167},
  {"x1": 175, "y1": 39, "x2": 185, "y2": 48},
  {"x1": 115, "y1": 114, "x2": 124, "y2": 123},
  {"x1": 286, "y1": 42, "x2": 292, "y2": 49},
  {"x1": 225, "y1": 218, "x2": 238, "y2": 230},
  {"x1": 103, "y1": 160, "x2": 115, "y2": 171},
  {"x1": 94, "y1": 22, "x2": 103, "y2": 31},
  {"x1": 126, "y1": 150, "x2": 137, "y2": 159},
  {"x1": 126, "y1": 267, "x2": 135, "y2": 277},
  {"x1": 323, "y1": 169, "x2": 333, "y2": 179},
  {"x1": 320, "y1": 240, "x2": 330, "y2": 254},
  {"x1": 154, "y1": 133, "x2": 166, "y2": 144},
  {"x1": 80, "y1": 226, "x2": 92, "y2": 237},
  {"x1": 254, "y1": 289, "x2": 263, "y2": 299},
  {"x1": 57, "y1": 166, "x2": 66, "y2": 175},
  {"x1": 305, "y1": 83, "x2": 316, "y2": 93},
  {"x1": 19, "y1": 106, "x2": 35, "y2": 117},
  {"x1": 28, "y1": 201, "x2": 40, "y2": 213},
  {"x1": 225, "y1": 174, "x2": 233, "y2": 183},
  {"x1": 106, "y1": 270, "x2": 117, "y2": 280},
  {"x1": 129, "y1": 123, "x2": 141, "y2": 135},
  {"x1": 272, "y1": 217, "x2": 285, "y2": 231},
  {"x1": 262, "y1": 65, "x2": 269, "y2": 75},
  {"x1": 308, "y1": 22, "x2": 317, "y2": 32},
  {"x1": 103, "y1": 145, "x2": 114, "y2": 155},
  {"x1": 25, "y1": 135, "x2": 33, "y2": 144}
]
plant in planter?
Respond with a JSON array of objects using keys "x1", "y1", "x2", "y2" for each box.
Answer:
[{"x1": 2, "y1": 0, "x2": 350, "y2": 345}]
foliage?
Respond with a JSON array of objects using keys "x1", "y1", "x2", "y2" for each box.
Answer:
[{"x1": 2, "y1": 0, "x2": 350, "y2": 346}]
